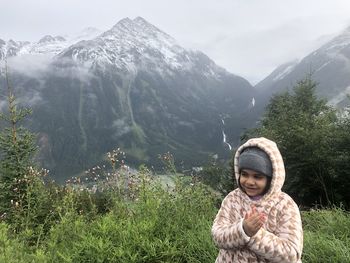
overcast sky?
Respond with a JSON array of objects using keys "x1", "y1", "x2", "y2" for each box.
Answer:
[{"x1": 1, "y1": 0, "x2": 350, "y2": 84}]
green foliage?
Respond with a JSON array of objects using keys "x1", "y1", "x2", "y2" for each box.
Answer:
[
  {"x1": 10, "y1": 168, "x2": 61, "y2": 246},
  {"x1": 245, "y1": 76, "x2": 350, "y2": 207},
  {"x1": 0, "y1": 70, "x2": 38, "y2": 222},
  {"x1": 0, "y1": 223, "x2": 48, "y2": 263},
  {"x1": 0, "y1": 69, "x2": 64, "y2": 249},
  {"x1": 331, "y1": 114, "x2": 350, "y2": 205},
  {"x1": 38, "y1": 176, "x2": 218, "y2": 263},
  {"x1": 196, "y1": 159, "x2": 235, "y2": 198},
  {"x1": 158, "y1": 152, "x2": 177, "y2": 175},
  {"x1": 302, "y1": 208, "x2": 350, "y2": 262}
]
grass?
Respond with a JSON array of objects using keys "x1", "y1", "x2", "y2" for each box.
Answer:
[{"x1": 302, "y1": 208, "x2": 350, "y2": 262}]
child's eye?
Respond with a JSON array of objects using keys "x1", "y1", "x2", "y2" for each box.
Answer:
[{"x1": 240, "y1": 172, "x2": 248, "y2": 177}]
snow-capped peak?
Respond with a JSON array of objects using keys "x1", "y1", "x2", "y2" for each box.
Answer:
[
  {"x1": 0, "y1": 27, "x2": 103, "y2": 61},
  {"x1": 38, "y1": 35, "x2": 66, "y2": 44},
  {"x1": 66, "y1": 27, "x2": 102, "y2": 43},
  {"x1": 0, "y1": 39, "x2": 30, "y2": 59},
  {"x1": 18, "y1": 35, "x2": 69, "y2": 56},
  {"x1": 104, "y1": 16, "x2": 177, "y2": 46},
  {"x1": 62, "y1": 17, "x2": 191, "y2": 73},
  {"x1": 2, "y1": 17, "x2": 223, "y2": 79}
]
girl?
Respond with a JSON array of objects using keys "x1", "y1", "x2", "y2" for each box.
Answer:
[{"x1": 212, "y1": 137, "x2": 303, "y2": 262}]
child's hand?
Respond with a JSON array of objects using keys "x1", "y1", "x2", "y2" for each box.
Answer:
[{"x1": 243, "y1": 205, "x2": 266, "y2": 237}]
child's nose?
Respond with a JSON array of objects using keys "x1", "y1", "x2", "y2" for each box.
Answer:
[{"x1": 246, "y1": 177, "x2": 255, "y2": 185}]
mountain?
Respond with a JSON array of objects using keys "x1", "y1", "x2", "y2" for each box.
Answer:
[
  {"x1": 255, "y1": 26, "x2": 350, "y2": 108},
  {"x1": 0, "y1": 27, "x2": 102, "y2": 59},
  {"x1": 0, "y1": 17, "x2": 255, "y2": 181}
]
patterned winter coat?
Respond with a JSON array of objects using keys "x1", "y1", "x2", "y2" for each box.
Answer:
[{"x1": 212, "y1": 137, "x2": 303, "y2": 263}]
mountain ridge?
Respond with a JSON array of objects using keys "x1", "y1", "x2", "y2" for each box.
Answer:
[
  {"x1": 255, "y1": 26, "x2": 350, "y2": 108},
  {"x1": 0, "y1": 17, "x2": 255, "y2": 181}
]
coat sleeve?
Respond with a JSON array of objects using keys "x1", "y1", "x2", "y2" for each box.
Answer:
[
  {"x1": 211, "y1": 193, "x2": 250, "y2": 249},
  {"x1": 247, "y1": 198, "x2": 303, "y2": 263}
]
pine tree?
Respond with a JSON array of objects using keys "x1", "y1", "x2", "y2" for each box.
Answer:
[
  {"x1": 0, "y1": 63, "x2": 37, "y2": 221},
  {"x1": 244, "y1": 76, "x2": 350, "y2": 207}
]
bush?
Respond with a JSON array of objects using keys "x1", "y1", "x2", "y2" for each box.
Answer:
[
  {"x1": 0, "y1": 223, "x2": 48, "y2": 263},
  {"x1": 41, "y1": 178, "x2": 218, "y2": 263}
]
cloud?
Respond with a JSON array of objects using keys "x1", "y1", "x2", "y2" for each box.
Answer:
[
  {"x1": 1, "y1": 53, "x2": 97, "y2": 108},
  {"x1": 112, "y1": 118, "x2": 131, "y2": 137},
  {"x1": 6, "y1": 54, "x2": 52, "y2": 78},
  {"x1": 2, "y1": 0, "x2": 350, "y2": 84}
]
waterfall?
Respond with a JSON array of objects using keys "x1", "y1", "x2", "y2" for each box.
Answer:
[{"x1": 221, "y1": 118, "x2": 232, "y2": 150}]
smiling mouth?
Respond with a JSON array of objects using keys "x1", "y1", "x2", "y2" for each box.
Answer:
[{"x1": 244, "y1": 187, "x2": 258, "y2": 191}]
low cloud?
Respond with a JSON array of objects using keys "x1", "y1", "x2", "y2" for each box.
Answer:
[
  {"x1": 6, "y1": 54, "x2": 52, "y2": 78},
  {"x1": 112, "y1": 118, "x2": 131, "y2": 137}
]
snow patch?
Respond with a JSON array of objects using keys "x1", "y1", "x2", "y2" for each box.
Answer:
[
  {"x1": 328, "y1": 85, "x2": 350, "y2": 105},
  {"x1": 273, "y1": 64, "x2": 295, "y2": 81},
  {"x1": 315, "y1": 61, "x2": 331, "y2": 72}
]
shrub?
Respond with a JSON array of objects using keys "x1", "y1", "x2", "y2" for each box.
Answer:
[{"x1": 41, "y1": 177, "x2": 218, "y2": 262}]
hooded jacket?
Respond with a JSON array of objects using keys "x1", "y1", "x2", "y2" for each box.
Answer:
[{"x1": 212, "y1": 137, "x2": 303, "y2": 263}]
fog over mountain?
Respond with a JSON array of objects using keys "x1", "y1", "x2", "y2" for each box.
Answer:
[
  {"x1": 255, "y1": 26, "x2": 350, "y2": 109},
  {"x1": 0, "y1": 17, "x2": 256, "y2": 181}
]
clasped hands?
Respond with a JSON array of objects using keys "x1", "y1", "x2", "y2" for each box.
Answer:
[{"x1": 243, "y1": 205, "x2": 266, "y2": 237}]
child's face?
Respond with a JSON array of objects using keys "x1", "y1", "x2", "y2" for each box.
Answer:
[{"x1": 239, "y1": 169, "x2": 268, "y2": 197}]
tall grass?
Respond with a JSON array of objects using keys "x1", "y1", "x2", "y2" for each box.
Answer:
[
  {"x1": 43, "y1": 182, "x2": 218, "y2": 262},
  {"x1": 302, "y1": 208, "x2": 350, "y2": 262},
  {"x1": 0, "y1": 157, "x2": 219, "y2": 262}
]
